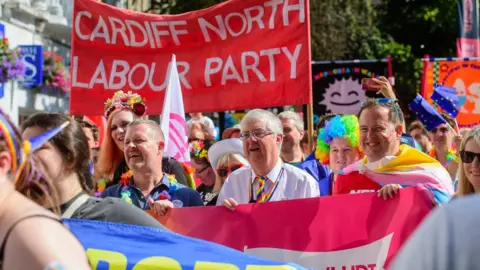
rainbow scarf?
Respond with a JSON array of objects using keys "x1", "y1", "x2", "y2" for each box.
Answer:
[{"x1": 342, "y1": 144, "x2": 454, "y2": 204}]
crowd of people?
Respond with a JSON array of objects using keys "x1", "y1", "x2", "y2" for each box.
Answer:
[{"x1": 0, "y1": 76, "x2": 478, "y2": 268}]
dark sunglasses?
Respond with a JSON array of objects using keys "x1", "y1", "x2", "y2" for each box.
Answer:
[
  {"x1": 460, "y1": 151, "x2": 480, "y2": 164},
  {"x1": 431, "y1": 127, "x2": 449, "y2": 134},
  {"x1": 216, "y1": 164, "x2": 244, "y2": 177}
]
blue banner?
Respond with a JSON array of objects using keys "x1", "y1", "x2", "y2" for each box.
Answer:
[
  {"x1": 18, "y1": 45, "x2": 43, "y2": 88},
  {"x1": 0, "y1": 23, "x2": 4, "y2": 98},
  {"x1": 64, "y1": 219, "x2": 306, "y2": 270}
]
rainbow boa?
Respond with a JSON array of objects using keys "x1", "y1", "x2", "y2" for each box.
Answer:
[{"x1": 341, "y1": 144, "x2": 454, "y2": 204}]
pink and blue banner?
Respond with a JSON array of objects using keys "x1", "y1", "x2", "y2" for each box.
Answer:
[{"x1": 155, "y1": 187, "x2": 434, "y2": 269}]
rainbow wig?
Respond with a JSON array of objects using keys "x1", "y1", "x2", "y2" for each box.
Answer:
[{"x1": 315, "y1": 115, "x2": 361, "y2": 165}]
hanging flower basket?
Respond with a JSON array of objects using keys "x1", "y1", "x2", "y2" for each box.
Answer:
[
  {"x1": 40, "y1": 52, "x2": 69, "y2": 95},
  {"x1": 0, "y1": 38, "x2": 26, "y2": 83}
]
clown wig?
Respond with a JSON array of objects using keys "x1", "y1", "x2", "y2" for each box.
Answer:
[{"x1": 315, "y1": 115, "x2": 361, "y2": 165}]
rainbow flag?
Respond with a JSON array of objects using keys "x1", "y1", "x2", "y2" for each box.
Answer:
[{"x1": 343, "y1": 145, "x2": 454, "y2": 204}]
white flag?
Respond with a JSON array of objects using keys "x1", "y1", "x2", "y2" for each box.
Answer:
[{"x1": 160, "y1": 55, "x2": 190, "y2": 162}]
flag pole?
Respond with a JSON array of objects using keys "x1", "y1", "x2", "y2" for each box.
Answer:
[
  {"x1": 448, "y1": 123, "x2": 458, "y2": 136},
  {"x1": 306, "y1": 103, "x2": 314, "y2": 152}
]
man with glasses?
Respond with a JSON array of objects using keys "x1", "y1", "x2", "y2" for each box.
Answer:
[
  {"x1": 217, "y1": 109, "x2": 319, "y2": 210},
  {"x1": 334, "y1": 98, "x2": 454, "y2": 204}
]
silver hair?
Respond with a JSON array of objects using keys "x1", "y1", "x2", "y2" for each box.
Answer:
[
  {"x1": 240, "y1": 109, "x2": 283, "y2": 134},
  {"x1": 240, "y1": 109, "x2": 283, "y2": 152},
  {"x1": 278, "y1": 110, "x2": 304, "y2": 131}
]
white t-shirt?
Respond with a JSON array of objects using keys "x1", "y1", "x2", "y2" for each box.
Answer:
[{"x1": 217, "y1": 158, "x2": 320, "y2": 205}]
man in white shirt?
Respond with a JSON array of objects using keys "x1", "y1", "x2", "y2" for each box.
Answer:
[
  {"x1": 187, "y1": 113, "x2": 217, "y2": 138},
  {"x1": 217, "y1": 109, "x2": 319, "y2": 210}
]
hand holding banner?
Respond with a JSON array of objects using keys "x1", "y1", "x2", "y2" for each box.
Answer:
[{"x1": 154, "y1": 187, "x2": 434, "y2": 269}]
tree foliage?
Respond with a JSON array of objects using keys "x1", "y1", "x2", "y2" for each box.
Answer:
[{"x1": 152, "y1": 0, "x2": 458, "y2": 120}]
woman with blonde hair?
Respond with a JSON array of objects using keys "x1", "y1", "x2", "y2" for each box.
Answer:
[
  {"x1": 0, "y1": 109, "x2": 90, "y2": 269},
  {"x1": 208, "y1": 139, "x2": 249, "y2": 205},
  {"x1": 456, "y1": 126, "x2": 480, "y2": 197},
  {"x1": 95, "y1": 91, "x2": 189, "y2": 193}
]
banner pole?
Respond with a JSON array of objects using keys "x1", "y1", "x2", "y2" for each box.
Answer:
[
  {"x1": 306, "y1": 103, "x2": 314, "y2": 152},
  {"x1": 419, "y1": 54, "x2": 430, "y2": 97}
]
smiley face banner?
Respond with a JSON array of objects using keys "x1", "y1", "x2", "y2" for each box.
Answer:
[{"x1": 310, "y1": 60, "x2": 389, "y2": 124}]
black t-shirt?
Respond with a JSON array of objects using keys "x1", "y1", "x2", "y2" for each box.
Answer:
[
  {"x1": 111, "y1": 158, "x2": 188, "y2": 187},
  {"x1": 196, "y1": 184, "x2": 218, "y2": 206},
  {"x1": 61, "y1": 192, "x2": 166, "y2": 229}
]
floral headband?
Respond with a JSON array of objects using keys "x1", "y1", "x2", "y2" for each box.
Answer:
[
  {"x1": 104, "y1": 91, "x2": 147, "y2": 119},
  {"x1": 315, "y1": 115, "x2": 361, "y2": 165},
  {"x1": 189, "y1": 140, "x2": 209, "y2": 160}
]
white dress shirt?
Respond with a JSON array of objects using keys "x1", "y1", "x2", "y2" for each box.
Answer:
[{"x1": 216, "y1": 158, "x2": 320, "y2": 205}]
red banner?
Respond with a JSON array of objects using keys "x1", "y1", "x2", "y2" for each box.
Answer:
[
  {"x1": 155, "y1": 187, "x2": 433, "y2": 269},
  {"x1": 71, "y1": 0, "x2": 312, "y2": 116}
]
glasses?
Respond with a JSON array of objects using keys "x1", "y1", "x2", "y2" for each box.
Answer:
[
  {"x1": 194, "y1": 165, "x2": 210, "y2": 174},
  {"x1": 217, "y1": 164, "x2": 244, "y2": 177},
  {"x1": 460, "y1": 151, "x2": 480, "y2": 163},
  {"x1": 239, "y1": 130, "x2": 274, "y2": 140},
  {"x1": 431, "y1": 127, "x2": 449, "y2": 134}
]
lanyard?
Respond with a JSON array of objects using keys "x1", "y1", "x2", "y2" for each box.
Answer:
[{"x1": 249, "y1": 166, "x2": 285, "y2": 203}]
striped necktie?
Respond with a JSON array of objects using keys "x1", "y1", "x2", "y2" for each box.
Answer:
[{"x1": 255, "y1": 176, "x2": 267, "y2": 202}]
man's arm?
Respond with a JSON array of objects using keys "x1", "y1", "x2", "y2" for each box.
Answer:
[{"x1": 103, "y1": 198, "x2": 168, "y2": 229}]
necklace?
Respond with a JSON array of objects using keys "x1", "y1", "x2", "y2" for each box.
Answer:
[
  {"x1": 428, "y1": 147, "x2": 459, "y2": 167},
  {"x1": 119, "y1": 171, "x2": 179, "y2": 205}
]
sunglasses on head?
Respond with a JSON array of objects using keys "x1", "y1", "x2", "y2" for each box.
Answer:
[
  {"x1": 361, "y1": 98, "x2": 400, "y2": 117},
  {"x1": 217, "y1": 164, "x2": 244, "y2": 177},
  {"x1": 431, "y1": 127, "x2": 449, "y2": 134},
  {"x1": 460, "y1": 151, "x2": 480, "y2": 164}
]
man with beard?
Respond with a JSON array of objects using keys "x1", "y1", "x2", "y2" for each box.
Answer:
[
  {"x1": 102, "y1": 120, "x2": 203, "y2": 215},
  {"x1": 218, "y1": 109, "x2": 319, "y2": 210},
  {"x1": 278, "y1": 111, "x2": 306, "y2": 166}
]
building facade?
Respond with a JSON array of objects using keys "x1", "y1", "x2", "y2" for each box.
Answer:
[{"x1": 0, "y1": 0, "x2": 71, "y2": 125}]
